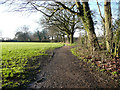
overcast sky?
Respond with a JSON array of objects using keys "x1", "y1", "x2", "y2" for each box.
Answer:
[
  {"x1": 0, "y1": 4, "x2": 81, "y2": 39},
  {"x1": 0, "y1": 1, "x2": 119, "y2": 39},
  {"x1": 0, "y1": 5, "x2": 43, "y2": 39}
]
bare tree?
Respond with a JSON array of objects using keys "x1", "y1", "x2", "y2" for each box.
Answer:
[
  {"x1": 15, "y1": 25, "x2": 31, "y2": 41},
  {"x1": 40, "y1": 9, "x2": 82, "y2": 44},
  {"x1": 1, "y1": 0, "x2": 100, "y2": 51},
  {"x1": 104, "y1": 0, "x2": 113, "y2": 52}
]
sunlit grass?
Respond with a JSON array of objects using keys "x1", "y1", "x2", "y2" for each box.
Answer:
[
  {"x1": 65, "y1": 42, "x2": 77, "y2": 46},
  {"x1": 2, "y1": 42, "x2": 64, "y2": 88}
]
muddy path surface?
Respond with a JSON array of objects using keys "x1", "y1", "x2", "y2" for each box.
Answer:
[{"x1": 27, "y1": 46, "x2": 118, "y2": 89}]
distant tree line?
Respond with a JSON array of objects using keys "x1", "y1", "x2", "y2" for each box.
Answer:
[
  {"x1": 1, "y1": 25, "x2": 78, "y2": 42},
  {"x1": 1, "y1": 0, "x2": 120, "y2": 56}
]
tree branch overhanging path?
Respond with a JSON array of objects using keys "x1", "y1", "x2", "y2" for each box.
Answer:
[
  {"x1": 1, "y1": 0, "x2": 101, "y2": 51},
  {"x1": 1, "y1": 0, "x2": 120, "y2": 88},
  {"x1": 32, "y1": 0, "x2": 100, "y2": 50},
  {"x1": 55, "y1": 1, "x2": 100, "y2": 51}
]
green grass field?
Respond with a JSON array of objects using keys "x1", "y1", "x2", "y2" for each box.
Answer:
[{"x1": 1, "y1": 42, "x2": 64, "y2": 88}]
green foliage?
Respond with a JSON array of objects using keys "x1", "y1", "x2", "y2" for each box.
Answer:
[
  {"x1": 112, "y1": 71, "x2": 118, "y2": 75},
  {"x1": 2, "y1": 42, "x2": 64, "y2": 88},
  {"x1": 100, "y1": 69, "x2": 106, "y2": 72},
  {"x1": 71, "y1": 47, "x2": 79, "y2": 57},
  {"x1": 66, "y1": 42, "x2": 77, "y2": 46}
]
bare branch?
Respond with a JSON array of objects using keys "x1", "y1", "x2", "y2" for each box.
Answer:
[
  {"x1": 70, "y1": 3, "x2": 76, "y2": 9},
  {"x1": 57, "y1": 26, "x2": 70, "y2": 34},
  {"x1": 55, "y1": 1, "x2": 80, "y2": 16},
  {"x1": 96, "y1": 0, "x2": 105, "y2": 23},
  {"x1": 30, "y1": 2, "x2": 60, "y2": 17}
]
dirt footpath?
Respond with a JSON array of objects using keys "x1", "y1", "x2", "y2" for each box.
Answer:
[{"x1": 28, "y1": 46, "x2": 118, "y2": 89}]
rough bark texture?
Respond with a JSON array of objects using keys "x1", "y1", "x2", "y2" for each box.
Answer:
[
  {"x1": 114, "y1": 24, "x2": 120, "y2": 57},
  {"x1": 81, "y1": 2, "x2": 100, "y2": 51},
  {"x1": 62, "y1": 35, "x2": 65, "y2": 43},
  {"x1": 104, "y1": 1, "x2": 113, "y2": 52},
  {"x1": 67, "y1": 34, "x2": 70, "y2": 43},
  {"x1": 70, "y1": 33, "x2": 74, "y2": 44},
  {"x1": 55, "y1": 2, "x2": 100, "y2": 51}
]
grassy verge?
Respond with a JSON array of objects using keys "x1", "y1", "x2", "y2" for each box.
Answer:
[
  {"x1": 65, "y1": 42, "x2": 77, "y2": 46},
  {"x1": 71, "y1": 47, "x2": 120, "y2": 86},
  {"x1": 2, "y1": 42, "x2": 64, "y2": 88}
]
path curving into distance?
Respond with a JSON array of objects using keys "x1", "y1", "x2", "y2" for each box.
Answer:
[{"x1": 28, "y1": 46, "x2": 118, "y2": 89}]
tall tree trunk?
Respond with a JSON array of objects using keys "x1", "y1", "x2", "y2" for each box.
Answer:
[
  {"x1": 37, "y1": 31, "x2": 41, "y2": 41},
  {"x1": 67, "y1": 34, "x2": 70, "y2": 43},
  {"x1": 60, "y1": 35, "x2": 62, "y2": 42},
  {"x1": 84, "y1": 31, "x2": 88, "y2": 47},
  {"x1": 104, "y1": 0, "x2": 113, "y2": 52},
  {"x1": 56, "y1": 1, "x2": 100, "y2": 51},
  {"x1": 114, "y1": 19, "x2": 120, "y2": 57},
  {"x1": 102, "y1": 24, "x2": 106, "y2": 50},
  {"x1": 114, "y1": 31, "x2": 120, "y2": 57},
  {"x1": 82, "y1": 2, "x2": 101, "y2": 51},
  {"x1": 56, "y1": 35, "x2": 59, "y2": 42},
  {"x1": 70, "y1": 33, "x2": 74, "y2": 44},
  {"x1": 62, "y1": 34, "x2": 65, "y2": 43},
  {"x1": 51, "y1": 36, "x2": 53, "y2": 40}
]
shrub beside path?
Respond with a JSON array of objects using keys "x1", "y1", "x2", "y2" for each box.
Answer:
[{"x1": 28, "y1": 46, "x2": 118, "y2": 89}]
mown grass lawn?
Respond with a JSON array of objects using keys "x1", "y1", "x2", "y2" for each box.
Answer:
[{"x1": 1, "y1": 42, "x2": 64, "y2": 88}]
